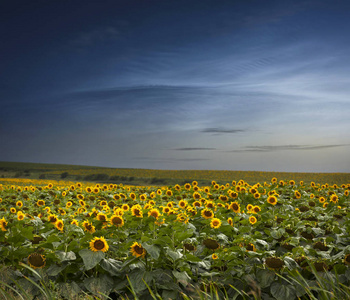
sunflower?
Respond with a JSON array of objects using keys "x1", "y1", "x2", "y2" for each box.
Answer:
[
  {"x1": 229, "y1": 201, "x2": 241, "y2": 213},
  {"x1": 162, "y1": 207, "x2": 171, "y2": 214},
  {"x1": 55, "y1": 219, "x2": 64, "y2": 231},
  {"x1": 66, "y1": 201, "x2": 73, "y2": 209},
  {"x1": 17, "y1": 212, "x2": 25, "y2": 221},
  {"x1": 166, "y1": 190, "x2": 173, "y2": 197},
  {"x1": 267, "y1": 196, "x2": 277, "y2": 205},
  {"x1": 289, "y1": 180, "x2": 295, "y2": 186},
  {"x1": 156, "y1": 189, "x2": 163, "y2": 195},
  {"x1": 201, "y1": 208, "x2": 214, "y2": 219},
  {"x1": 90, "y1": 236, "x2": 109, "y2": 252},
  {"x1": 48, "y1": 214, "x2": 58, "y2": 223},
  {"x1": 252, "y1": 206, "x2": 261, "y2": 213},
  {"x1": 227, "y1": 217, "x2": 233, "y2": 226},
  {"x1": 122, "y1": 204, "x2": 129, "y2": 211},
  {"x1": 319, "y1": 196, "x2": 326, "y2": 203},
  {"x1": 82, "y1": 221, "x2": 96, "y2": 233},
  {"x1": 179, "y1": 200, "x2": 188, "y2": 209},
  {"x1": 96, "y1": 213, "x2": 108, "y2": 223},
  {"x1": 210, "y1": 218, "x2": 222, "y2": 229},
  {"x1": 330, "y1": 194, "x2": 339, "y2": 203},
  {"x1": 148, "y1": 208, "x2": 160, "y2": 220},
  {"x1": 130, "y1": 242, "x2": 146, "y2": 258},
  {"x1": 265, "y1": 257, "x2": 284, "y2": 269},
  {"x1": 10, "y1": 207, "x2": 16, "y2": 214},
  {"x1": 16, "y1": 201, "x2": 23, "y2": 208},
  {"x1": 249, "y1": 216, "x2": 257, "y2": 225},
  {"x1": 246, "y1": 204, "x2": 253, "y2": 211},
  {"x1": 294, "y1": 191, "x2": 301, "y2": 199},
  {"x1": 203, "y1": 238, "x2": 220, "y2": 250},
  {"x1": 140, "y1": 194, "x2": 147, "y2": 201},
  {"x1": 344, "y1": 254, "x2": 350, "y2": 266},
  {"x1": 212, "y1": 253, "x2": 218, "y2": 260},
  {"x1": 93, "y1": 188, "x2": 100, "y2": 194},
  {"x1": 28, "y1": 253, "x2": 46, "y2": 269},
  {"x1": 77, "y1": 194, "x2": 84, "y2": 200},
  {"x1": 0, "y1": 217, "x2": 7, "y2": 231},
  {"x1": 131, "y1": 205, "x2": 143, "y2": 218},
  {"x1": 71, "y1": 219, "x2": 79, "y2": 226}
]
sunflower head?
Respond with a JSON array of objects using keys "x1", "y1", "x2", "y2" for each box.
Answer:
[
  {"x1": 201, "y1": 208, "x2": 214, "y2": 219},
  {"x1": 249, "y1": 216, "x2": 257, "y2": 225},
  {"x1": 90, "y1": 236, "x2": 109, "y2": 252},
  {"x1": 130, "y1": 242, "x2": 146, "y2": 258},
  {"x1": 210, "y1": 218, "x2": 222, "y2": 229},
  {"x1": 265, "y1": 257, "x2": 284, "y2": 270},
  {"x1": 148, "y1": 208, "x2": 160, "y2": 220},
  {"x1": 203, "y1": 238, "x2": 220, "y2": 250},
  {"x1": 110, "y1": 215, "x2": 124, "y2": 227},
  {"x1": 267, "y1": 196, "x2": 277, "y2": 205},
  {"x1": 28, "y1": 253, "x2": 46, "y2": 269}
]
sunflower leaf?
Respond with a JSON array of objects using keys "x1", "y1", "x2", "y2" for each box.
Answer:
[{"x1": 79, "y1": 249, "x2": 105, "y2": 270}]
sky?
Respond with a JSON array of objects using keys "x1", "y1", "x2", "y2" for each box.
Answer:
[{"x1": 1, "y1": 0, "x2": 350, "y2": 173}]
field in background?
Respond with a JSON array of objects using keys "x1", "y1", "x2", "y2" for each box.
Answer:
[{"x1": 1, "y1": 161, "x2": 349, "y2": 186}]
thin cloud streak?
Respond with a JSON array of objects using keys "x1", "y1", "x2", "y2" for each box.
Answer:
[
  {"x1": 172, "y1": 148, "x2": 217, "y2": 151},
  {"x1": 230, "y1": 144, "x2": 349, "y2": 152}
]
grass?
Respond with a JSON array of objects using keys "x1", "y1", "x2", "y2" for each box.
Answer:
[{"x1": 1, "y1": 161, "x2": 349, "y2": 186}]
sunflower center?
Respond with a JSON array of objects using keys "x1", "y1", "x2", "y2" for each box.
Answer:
[
  {"x1": 204, "y1": 211, "x2": 212, "y2": 217},
  {"x1": 112, "y1": 217, "x2": 122, "y2": 225},
  {"x1": 232, "y1": 204, "x2": 238, "y2": 210},
  {"x1": 134, "y1": 245, "x2": 144, "y2": 254},
  {"x1": 94, "y1": 240, "x2": 105, "y2": 250},
  {"x1": 28, "y1": 254, "x2": 45, "y2": 267}
]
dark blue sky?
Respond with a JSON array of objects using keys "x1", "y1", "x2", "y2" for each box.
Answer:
[{"x1": 1, "y1": 0, "x2": 350, "y2": 172}]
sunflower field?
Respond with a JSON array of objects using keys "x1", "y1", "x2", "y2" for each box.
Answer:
[{"x1": 1, "y1": 178, "x2": 350, "y2": 299}]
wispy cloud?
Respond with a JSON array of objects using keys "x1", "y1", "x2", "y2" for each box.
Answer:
[
  {"x1": 172, "y1": 147, "x2": 216, "y2": 151},
  {"x1": 70, "y1": 27, "x2": 120, "y2": 48},
  {"x1": 201, "y1": 127, "x2": 246, "y2": 134},
  {"x1": 230, "y1": 144, "x2": 349, "y2": 152}
]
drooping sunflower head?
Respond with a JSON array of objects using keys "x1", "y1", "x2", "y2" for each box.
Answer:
[
  {"x1": 210, "y1": 218, "x2": 222, "y2": 229},
  {"x1": 130, "y1": 242, "x2": 146, "y2": 258},
  {"x1": 265, "y1": 257, "x2": 284, "y2": 270},
  {"x1": 90, "y1": 236, "x2": 109, "y2": 252},
  {"x1": 203, "y1": 238, "x2": 220, "y2": 250},
  {"x1": 28, "y1": 253, "x2": 46, "y2": 269}
]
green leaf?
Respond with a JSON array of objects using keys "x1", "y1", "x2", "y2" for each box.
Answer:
[
  {"x1": 283, "y1": 257, "x2": 298, "y2": 270},
  {"x1": 79, "y1": 249, "x2": 105, "y2": 270},
  {"x1": 271, "y1": 229, "x2": 283, "y2": 239},
  {"x1": 185, "y1": 253, "x2": 202, "y2": 262},
  {"x1": 46, "y1": 263, "x2": 68, "y2": 276},
  {"x1": 166, "y1": 248, "x2": 183, "y2": 261},
  {"x1": 84, "y1": 274, "x2": 114, "y2": 297},
  {"x1": 128, "y1": 269, "x2": 147, "y2": 293},
  {"x1": 270, "y1": 282, "x2": 296, "y2": 300},
  {"x1": 100, "y1": 258, "x2": 123, "y2": 276},
  {"x1": 142, "y1": 242, "x2": 160, "y2": 260},
  {"x1": 55, "y1": 251, "x2": 76, "y2": 262},
  {"x1": 172, "y1": 270, "x2": 191, "y2": 287},
  {"x1": 20, "y1": 226, "x2": 34, "y2": 240},
  {"x1": 175, "y1": 229, "x2": 193, "y2": 241},
  {"x1": 256, "y1": 269, "x2": 275, "y2": 288}
]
